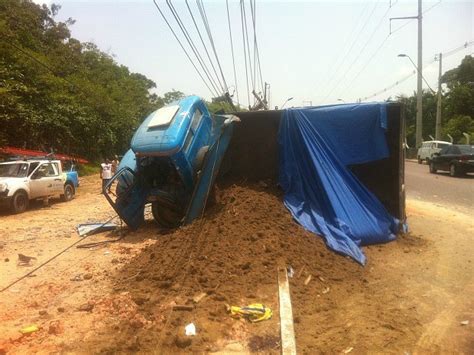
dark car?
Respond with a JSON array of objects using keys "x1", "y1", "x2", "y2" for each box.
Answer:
[{"x1": 429, "y1": 144, "x2": 474, "y2": 176}]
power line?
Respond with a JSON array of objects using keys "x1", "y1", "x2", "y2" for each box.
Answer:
[
  {"x1": 185, "y1": 0, "x2": 226, "y2": 95},
  {"x1": 390, "y1": 0, "x2": 442, "y2": 35},
  {"x1": 241, "y1": 0, "x2": 255, "y2": 101},
  {"x1": 196, "y1": 0, "x2": 229, "y2": 93},
  {"x1": 240, "y1": 0, "x2": 251, "y2": 107},
  {"x1": 166, "y1": 0, "x2": 222, "y2": 95},
  {"x1": 329, "y1": 1, "x2": 393, "y2": 100},
  {"x1": 226, "y1": 0, "x2": 240, "y2": 105},
  {"x1": 313, "y1": 0, "x2": 372, "y2": 100},
  {"x1": 320, "y1": 0, "x2": 382, "y2": 102},
  {"x1": 249, "y1": 0, "x2": 264, "y2": 94},
  {"x1": 359, "y1": 41, "x2": 473, "y2": 101},
  {"x1": 152, "y1": 0, "x2": 218, "y2": 96}
]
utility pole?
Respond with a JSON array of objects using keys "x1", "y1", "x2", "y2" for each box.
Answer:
[
  {"x1": 435, "y1": 52, "x2": 442, "y2": 140},
  {"x1": 416, "y1": 0, "x2": 423, "y2": 148},
  {"x1": 390, "y1": 0, "x2": 423, "y2": 147}
]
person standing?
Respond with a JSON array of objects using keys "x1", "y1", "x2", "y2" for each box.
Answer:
[
  {"x1": 100, "y1": 158, "x2": 112, "y2": 192},
  {"x1": 111, "y1": 155, "x2": 119, "y2": 175}
]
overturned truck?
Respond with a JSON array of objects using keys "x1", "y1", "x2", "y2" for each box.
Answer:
[{"x1": 105, "y1": 97, "x2": 405, "y2": 264}]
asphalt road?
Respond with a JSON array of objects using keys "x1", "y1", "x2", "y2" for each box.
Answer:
[{"x1": 405, "y1": 160, "x2": 474, "y2": 214}]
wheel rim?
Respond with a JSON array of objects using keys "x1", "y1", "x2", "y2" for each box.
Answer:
[
  {"x1": 16, "y1": 194, "x2": 27, "y2": 211},
  {"x1": 65, "y1": 185, "x2": 73, "y2": 199}
]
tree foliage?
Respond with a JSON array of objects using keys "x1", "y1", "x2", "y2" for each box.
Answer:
[
  {"x1": 0, "y1": 1, "x2": 178, "y2": 160},
  {"x1": 398, "y1": 55, "x2": 474, "y2": 146}
]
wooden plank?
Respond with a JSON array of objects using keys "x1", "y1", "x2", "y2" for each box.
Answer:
[{"x1": 278, "y1": 266, "x2": 297, "y2": 355}]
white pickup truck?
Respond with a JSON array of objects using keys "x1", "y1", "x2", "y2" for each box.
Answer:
[{"x1": 0, "y1": 159, "x2": 78, "y2": 213}]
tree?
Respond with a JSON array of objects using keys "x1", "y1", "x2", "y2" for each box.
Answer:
[
  {"x1": 0, "y1": 0, "x2": 176, "y2": 160},
  {"x1": 398, "y1": 55, "x2": 473, "y2": 145}
]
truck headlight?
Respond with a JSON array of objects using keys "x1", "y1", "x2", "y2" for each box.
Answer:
[{"x1": 0, "y1": 182, "x2": 7, "y2": 192}]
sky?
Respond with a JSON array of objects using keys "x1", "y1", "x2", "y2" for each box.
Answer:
[{"x1": 33, "y1": 0, "x2": 473, "y2": 108}]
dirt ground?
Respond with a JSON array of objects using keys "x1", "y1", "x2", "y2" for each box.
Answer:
[{"x1": 0, "y1": 174, "x2": 472, "y2": 354}]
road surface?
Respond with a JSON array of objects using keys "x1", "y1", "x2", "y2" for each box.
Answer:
[{"x1": 405, "y1": 160, "x2": 474, "y2": 214}]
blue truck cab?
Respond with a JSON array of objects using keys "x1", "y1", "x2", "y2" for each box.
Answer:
[{"x1": 104, "y1": 96, "x2": 238, "y2": 229}]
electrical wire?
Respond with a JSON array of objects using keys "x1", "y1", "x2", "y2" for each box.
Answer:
[
  {"x1": 359, "y1": 41, "x2": 473, "y2": 101},
  {"x1": 249, "y1": 0, "x2": 264, "y2": 94},
  {"x1": 320, "y1": 0, "x2": 382, "y2": 102},
  {"x1": 241, "y1": 0, "x2": 255, "y2": 101},
  {"x1": 390, "y1": 0, "x2": 442, "y2": 35},
  {"x1": 196, "y1": 0, "x2": 229, "y2": 93},
  {"x1": 240, "y1": 0, "x2": 251, "y2": 107},
  {"x1": 166, "y1": 0, "x2": 222, "y2": 95},
  {"x1": 226, "y1": 0, "x2": 240, "y2": 105},
  {"x1": 314, "y1": 0, "x2": 373, "y2": 100},
  {"x1": 152, "y1": 0, "x2": 217, "y2": 97},
  {"x1": 185, "y1": 0, "x2": 226, "y2": 94},
  {"x1": 328, "y1": 1, "x2": 393, "y2": 101}
]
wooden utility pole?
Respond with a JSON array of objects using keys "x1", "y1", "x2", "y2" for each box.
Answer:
[{"x1": 435, "y1": 53, "x2": 442, "y2": 140}]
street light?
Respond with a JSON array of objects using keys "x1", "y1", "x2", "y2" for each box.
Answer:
[
  {"x1": 280, "y1": 97, "x2": 294, "y2": 109},
  {"x1": 398, "y1": 54, "x2": 435, "y2": 93}
]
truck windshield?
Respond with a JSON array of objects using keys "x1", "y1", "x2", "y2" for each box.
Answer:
[{"x1": 0, "y1": 163, "x2": 29, "y2": 177}]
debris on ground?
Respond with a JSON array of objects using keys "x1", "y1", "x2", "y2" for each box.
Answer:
[
  {"x1": 185, "y1": 323, "x2": 196, "y2": 336},
  {"x1": 460, "y1": 320, "x2": 469, "y2": 326},
  {"x1": 17, "y1": 253, "x2": 36, "y2": 266},
  {"x1": 19, "y1": 325, "x2": 39, "y2": 334},
  {"x1": 229, "y1": 303, "x2": 273, "y2": 323}
]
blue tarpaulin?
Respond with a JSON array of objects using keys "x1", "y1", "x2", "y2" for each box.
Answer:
[{"x1": 279, "y1": 103, "x2": 399, "y2": 265}]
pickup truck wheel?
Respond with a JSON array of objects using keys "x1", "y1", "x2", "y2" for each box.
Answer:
[
  {"x1": 417, "y1": 156, "x2": 422, "y2": 164},
  {"x1": 61, "y1": 183, "x2": 75, "y2": 202},
  {"x1": 11, "y1": 191, "x2": 29, "y2": 214},
  {"x1": 152, "y1": 201, "x2": 183, "y2": 229},
  {"x1": 429, "y1": 162, "x2": 437, "y2": 174}
]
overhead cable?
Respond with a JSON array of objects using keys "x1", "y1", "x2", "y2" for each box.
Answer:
[
  {"x1": 390, "y1": 0, "x2": 442, "y2": 35},
  {"x1": 241, "y1": 0, "x2": 255, "y2": 100},
  {"x1": 152, "y1": 0, "x2": 217, "y2": 96},
  {"x1": 166, "y1": 0, "x2": 222, "y2": 95},
  {"x1": 196, "y1": 0, "x2": 229, "y2": 93},
  {"x1": 359, "y1": 41, "x2": 473, "y2": 101},
  {"x1": 250, "y1": 0, "x2": 264, "y2": 94},
  {"x1": 226, "y1": 0, "x2": 240, "y2": 105},
  {"x1": 185, "y1": 0, "x2": 226, "y2": 94},
  {"x1": 320, "y1": 0, "x2": 381, "y2": 102},
  {"x1": 239, "y1": 0, "x2": 251, "y2": 107},
  {"x1": 327, "y1": 1, "x2": 393, "y2": 101}
]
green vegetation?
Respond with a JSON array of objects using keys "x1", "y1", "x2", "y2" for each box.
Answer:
[
  {"x1": 398, "y1": 55, "x2": 474, "y2": 146},
  {"x1": 0, "y1": 1, "x2": 187, "y2": 161}
]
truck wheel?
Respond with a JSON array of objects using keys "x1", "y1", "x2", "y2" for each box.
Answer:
[
  {"x1": 429, "y1": 162, "x2": 437, "y2": 174},
  {"x1": 11, "y1": 190, "x2": 29, "y2": 214},
  {"x1": 417, "y1": 156, "x2": 422, "y2": 164},
  {"x1": 449, "y1": 164, "x2": 457, "y2": 177},
  {"x1": 61, "y1": 183, "x2": 75, "y2": 202},
  {"x1": 152, "y1": 201, "x2": 183, "y2": 229}
]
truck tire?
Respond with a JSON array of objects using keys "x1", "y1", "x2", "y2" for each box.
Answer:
[
  {"x1": 61, "y1": 183, "x2": 75, "y2": 202},
  {"x1": 429, "y1": 161, "x2": 437, "y2": 174},
  {"x1": 11, "y1": 190, "x2": 29, "y2": 214},
  {"x1": 417, "y1": 156, "x2": 422, "y2": 164},
  {"x1": 152, "y1": 201, "x2": 183, "y2": 229}
]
